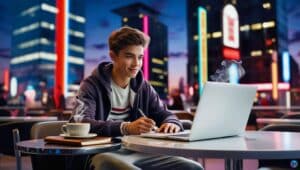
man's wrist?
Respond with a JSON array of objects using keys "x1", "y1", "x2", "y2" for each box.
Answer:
[{"x1": 120, "y1": 122, "x2": 131, "y2": 135}]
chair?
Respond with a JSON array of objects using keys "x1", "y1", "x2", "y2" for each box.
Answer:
[
  {"x1": 0, "y1": 121, "x2": 36, "y2": 155},
  {"x1": 30, "y1": 121, "x2": 67, "y2": 170},
  {"x1": 259, "y1": 124, "x2": 300, "y2": 169},
  {"x1": 30, "y1": 121, "x2": 89, "y2": 170},
  {"x1": 170, "y1": 110, "x2": 193, "y2": 129},
  {"x1": 12, "y1": 129, "x2": 22, "y2": 170},
  {"x1": 0, "y1": 121, "x2": 36, "y2": 170},
  {"x1": 281, "y1": 114, "x2": 300, "y2": 119},
  {"x1": 30, "y1": 120, "x2": 67, "y2": 139}
]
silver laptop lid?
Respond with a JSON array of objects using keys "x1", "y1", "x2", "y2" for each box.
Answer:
[{"x1": 189, "y1": 82, "x2": 257, "y2": 141}]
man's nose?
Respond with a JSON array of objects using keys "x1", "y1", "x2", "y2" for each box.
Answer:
[{"x1": 133, "y1": 57, "x2": 139, "y2": 66}]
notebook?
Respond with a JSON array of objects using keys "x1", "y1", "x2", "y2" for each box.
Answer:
[
  {"x1": 45, "y1": 136, "x2": 112, "y2": 146},
  {"x1": 141, "y1": 82, "x2": 257, "y2": 141}
]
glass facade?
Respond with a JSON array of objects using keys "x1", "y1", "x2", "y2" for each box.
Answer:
[{"x1": 10, "y1": 0, "x2": 85, "y2": 95}]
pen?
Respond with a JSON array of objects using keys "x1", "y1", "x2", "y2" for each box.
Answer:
[{"x1": 138, "y1": 109, "x2": 158, "y2": 131}]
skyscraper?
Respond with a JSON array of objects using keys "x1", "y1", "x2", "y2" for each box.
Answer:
[
  {"x1": 113, "y1": 3, "x2": 169, "y2": 99},
  {"x1": 10, "y1": 0, "x2": 85, "y2": 96},
  {"x1": 187, "y1": 0, "x2": 291, "y2": 98}
]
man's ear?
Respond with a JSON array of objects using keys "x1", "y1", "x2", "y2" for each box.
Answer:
[{"x1": 109, "y1": 50, "x2": 117, "y2": 61}]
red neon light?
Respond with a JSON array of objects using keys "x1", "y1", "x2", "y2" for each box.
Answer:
[
  {"x1": 223, "y1": 47, "x2": 240, "y2": 60},
  {"x1": 3, "y1": 69, "x2": 9, "y2": 91},
  {"x1": 55, "y1": 0, "x2": 66, "y2": 108},
  {"x1": 265, "y1": 39, "x2": 273, "y2": 46},
  {"x1": 142, "y1": 15, "x2": 149, "y2": 80}
]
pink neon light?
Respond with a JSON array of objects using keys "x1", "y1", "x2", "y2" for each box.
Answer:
[
  {"x1": 143, "y1": 16, "x2": 149, "y2": 80},
  {"x1": 248, "y1": 83, "x2": 290, "y2": 91}
]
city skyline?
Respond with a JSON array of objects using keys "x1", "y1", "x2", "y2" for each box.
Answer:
[
  {"x1": 0, "y1": 0, "x2": 188, "y2": 91},
  {"x1": 1, "y1": 0, "x2": 300, "y2": 91}
]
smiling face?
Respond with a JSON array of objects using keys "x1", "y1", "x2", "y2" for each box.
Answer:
[{"x1": 110, "y1": 45, "x2": 144, "y2": 82}]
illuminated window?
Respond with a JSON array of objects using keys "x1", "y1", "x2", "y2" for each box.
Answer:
[
  {"x1": 69, "y1": 30, "x2": 85, "y2": 38},
  {"x1": 11, "y1": 52, "x2": 84, "y2": 65},
  {"x1": 212, "y1": 31, "x2": 222, "y2": 38},
  {"x1": 41, "y1": 3, "x2": 58, "y2": 13},
  {"x1": 149, "y1": 81, "x2": 164, "y2": 87},
  {"x1": 69, "y1": 13, "x2": 86, "y2": 23},
  {"x1": 123, "y1": 17, "x2": 128, "y2": 22},
  {"x1": 251, "y1": 23, "x2": 262, "y2": 30},
  {"x1": 13, "y1": 22, "x2": 39, "y2": 35},
  {"x1": 17, "y1": 38, "x2": 51, "y2": 49},
  {"x1": 262, "y1": 21, "x2": 275, "y2": 28},
  {"x1": 41, "y1": 21, "x2": 55, "y2": 30},
  {"x1": 207, "y1": 33, "x2": 211, "y2": 39},
  {"x1": 251, "y1": 50, "x2": 262, "y2": 57},
  {"x1": 240, "y1": 25, "x2": 250, "y2": 31},
  {"x1": 152, "y1": 58, "x2": 164, "y2": 65},
  {"x1": 263, "y1": 3, "x2": 271, "y2": 9},
  {"x1": 152, "y1": 68, "x2": 163, "y2": 74},
  {"x1": 193, "y1": 35, "x2": 199, "y2": 41},
  {"x1": 267, "y1": 49, "x2": 273, "y2": 54},
  {"x1": 21, "y1": 5, "x2": 40, "y2": 16},
  {"x1": 70, "y1": 44, "x2": 84, "y2": 53}
]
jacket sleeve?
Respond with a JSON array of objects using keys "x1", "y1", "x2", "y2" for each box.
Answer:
[
  {"x1": 75, "y1": 80, "x2": 123, "y2": 137},
  {"x1": 145, "y1": 82, "x2": 184, "y2": 130}
]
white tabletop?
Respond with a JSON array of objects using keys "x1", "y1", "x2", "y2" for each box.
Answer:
[
  {"x1": 122, "y1": 131, "x2": 300, "y2": 160},
  {"x1": 257, "y1": 118, "x2": 300, "y2": 124}
]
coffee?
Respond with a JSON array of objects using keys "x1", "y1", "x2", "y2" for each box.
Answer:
[{"x1": 61, "y1": 123, "x2": 90, "y2": 136}]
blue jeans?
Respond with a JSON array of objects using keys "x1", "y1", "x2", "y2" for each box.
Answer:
[{"x1": 89, "y1": 148, "x2": 203, "y2": 170}]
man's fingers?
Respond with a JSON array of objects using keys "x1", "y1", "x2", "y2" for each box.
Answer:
[{"x1": 142, "y1": 117, "x2": 156, "y2": 125}]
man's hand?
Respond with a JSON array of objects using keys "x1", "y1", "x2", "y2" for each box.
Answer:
[
  {"x1": 127, "y1": 117, "x2": 156, "y2": 135},
  {"x1": 158, "y1": 123, "x2": 180, "y2": 133}
]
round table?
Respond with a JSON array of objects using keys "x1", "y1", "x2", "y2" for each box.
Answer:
[
  {"x1": 122, "y1": 131, "x2": 300, "y2": 170},
  {"x1": 17, "y1": 139, "x2": 121, "y2": 170},
  {"x1": 17, "y1": 139, "x2": 121, "y2": 155}
]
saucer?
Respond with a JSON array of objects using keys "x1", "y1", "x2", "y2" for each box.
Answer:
[{"x1": 60, "y1": 133, "x2": 97, "y2": 139}]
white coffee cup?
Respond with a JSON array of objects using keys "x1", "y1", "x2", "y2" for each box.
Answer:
[{"x1": 61, "y1": 123, "x2": 90, "y2": 136}]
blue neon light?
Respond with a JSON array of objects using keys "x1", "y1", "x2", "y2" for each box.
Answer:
[{"x1": 282, "y1": 51, "x2": 290, "y2": 82}]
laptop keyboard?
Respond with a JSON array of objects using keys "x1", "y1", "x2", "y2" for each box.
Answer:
[{"x1": 171, "y1": 133, "x2": 190, "y2": 137}]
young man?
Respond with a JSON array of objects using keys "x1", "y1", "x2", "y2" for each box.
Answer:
[{"x1": 77, "y1": 26, "x2": 202, "y2": 170}]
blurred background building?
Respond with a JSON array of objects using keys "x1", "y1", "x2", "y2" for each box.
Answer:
[
  {"x1": 10, "y1": 0, "x2": 85, "y2": 98},
  {"x1": 187, "y1": 0, "x2": 299, "y2": 104}
]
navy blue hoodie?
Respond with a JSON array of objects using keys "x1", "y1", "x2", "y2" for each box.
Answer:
[{"x1": 77, "y1": 62, "x2": 183, "y2": 137}]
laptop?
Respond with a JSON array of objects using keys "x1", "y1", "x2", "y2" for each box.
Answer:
[{"x1": 141, "y1": 81, "x2": 257, "y2": 141}]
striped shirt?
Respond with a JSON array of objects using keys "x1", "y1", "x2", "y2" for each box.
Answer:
[{"x1": 107, "y1": 80, "x2": 131, "y2": 121}]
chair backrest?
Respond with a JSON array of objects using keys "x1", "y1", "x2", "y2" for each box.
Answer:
[
  {"x1": 281, "y1": 114, "x2": 300, "y2": 119},
  {"x1": 29, "y1": 121, "x2": 89, "y2": 170},
  {"x1": 259, "y1": 124, "x2": 300, "y2": 132},
  {"x1": 259, "y1": 124, "x2": 300, "y2": 169},
  {"x1": 0, "y1": 121, "x2": 36, "y2": 155},
  {"x1": 30, "y1": 121, "x2": 67, "y2": 139},
  {"x1": 169, "y1": 110, "x2": 193, "y2": 129}
]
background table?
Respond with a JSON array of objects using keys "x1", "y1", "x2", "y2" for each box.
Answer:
[
  {"x1": 122, "y1": 131, "x2": 300, "y2": 170},
  {"x1": 0, "y1": 116, "x2": 57, "y2": 122},
  {"x1": 257, "y1": 118, "x2": 300, "y2": 125}
]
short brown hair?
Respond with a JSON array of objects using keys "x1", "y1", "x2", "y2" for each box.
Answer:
[{"x1": 108, "y1": 26, "x2": 150, "y2": 54}]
